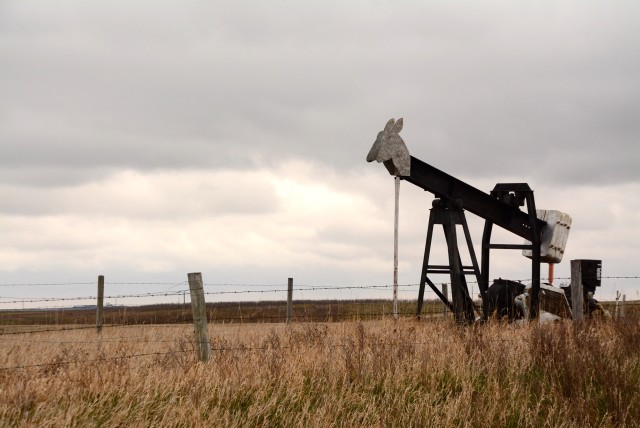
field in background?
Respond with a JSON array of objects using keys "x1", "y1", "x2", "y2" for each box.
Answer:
[
  {"x1": 1, "y1": 298, "x2": 639, "y2": 330},
  {"x1": 1, "y1": 318, "x2": 639, "y2": 426},
  {"x1": 0, "y1": 299, "x2": 441, "y2": 329}
]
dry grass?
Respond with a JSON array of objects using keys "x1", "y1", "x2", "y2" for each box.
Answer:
[{"x1": 1, "y1": 319, "x2": 639, "y2": 427}]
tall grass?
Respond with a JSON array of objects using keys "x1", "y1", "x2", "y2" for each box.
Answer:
[{"x1": 0, "y1": 319, "x2": 639, "y2": 427}]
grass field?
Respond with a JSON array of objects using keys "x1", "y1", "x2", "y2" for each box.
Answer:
[
  {"x1": 2, "y1": 298, "x2": 637, "y2": 329},
  {"x1": 0, "y1": 299, "x2": 445, "y2": 329},
  {"x1": 1, "y1": 318, "x2": 639, "y2": 427}
]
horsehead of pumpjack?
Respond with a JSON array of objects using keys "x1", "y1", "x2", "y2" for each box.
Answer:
[{"x1": 366, "y1": 118, "x2": 411, "y2": 177}]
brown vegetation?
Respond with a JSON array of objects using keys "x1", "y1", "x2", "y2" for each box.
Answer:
[
  {"x1": 3, "y1": 299, "x2": 636, "y2": 329},
  {"x1": 0, "y1": 299, "x2": 440, "y2": 328},
  {"x1": 1, "y1": 318, "x2": 639, "y2": 426}
]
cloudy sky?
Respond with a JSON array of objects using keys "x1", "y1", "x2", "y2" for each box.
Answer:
[{"x1": 1, "y1": 1, "x2": 639, "y2": 307}]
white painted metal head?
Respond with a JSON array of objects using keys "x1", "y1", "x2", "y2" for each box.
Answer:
[{"x1": 366, "y1": 118, "x2": 411, "y2": 176}]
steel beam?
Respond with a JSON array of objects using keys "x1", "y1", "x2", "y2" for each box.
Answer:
[{"x1": 404, "y1": 156, "x2": 545, "y2": 241}]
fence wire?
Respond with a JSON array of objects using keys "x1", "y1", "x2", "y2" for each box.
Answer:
[
  {"x1": 0, "y1": 275, "x2": 637, "y2": 339},
  {"x1": 0, "y1": 275, "x2": 636, "y2": 306}
]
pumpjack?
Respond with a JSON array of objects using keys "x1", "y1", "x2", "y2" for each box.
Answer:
[{"x1": 366, "y1": 118, "x2": 571, "y2": 323}]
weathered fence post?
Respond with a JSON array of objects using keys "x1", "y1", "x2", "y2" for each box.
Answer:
[
  {"x1": 570, "y1": 260, "x2": 584, "y2": 321},
  {"x1": 187, "y1": 272, "x2": 210, "y2": 362},
  {"x1": 96, "y1": 275, "x2": 104, "y2": 334},
  {"x1": 286, "y1": 278, "x2": 293, "y2": 323},
  {"x1": 442, "y1": 283, "x2": 448, "y2": 319},
  {"x1": 621, "y1": 294, "x2": 626, "y2": 318}
]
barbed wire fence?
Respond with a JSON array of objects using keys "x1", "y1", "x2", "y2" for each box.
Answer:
[
  {"x1": 0, "y1": 275, "x2": 637, "y2": 315},
  {"x1": 0, "y1": 281, "x2": 450, "y2": 328},
  {"x1": 0, "y1": 274, "x2": 637, "y2": 372}
]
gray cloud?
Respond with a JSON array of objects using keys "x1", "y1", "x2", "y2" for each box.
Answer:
[
  {"x1": 2, "y1": 1, "x2": 638, "y2": 188},
  {"x1": 0, "y1": 169, "x2": 280, "y2": 218},
  {"x1": 1, "y1": 1, "x2": 639, "y2": 300}
]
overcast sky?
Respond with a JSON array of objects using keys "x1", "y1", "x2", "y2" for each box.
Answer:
[{"x1": 1, "y1": 1, "x2": 639, "y2": 307}]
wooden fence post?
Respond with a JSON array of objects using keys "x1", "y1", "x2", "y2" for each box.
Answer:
[
  {"x1": 621, "y1": 294, "x2": 626, "y2": 318},
  {"x1": 96, "y1": 275, "x2": 104, "y2": 334},
  {"x1": 570, "y1": 260, "x2": 584, "y2": 321},
  {"x1": 286, "y1": 278, "x2": 293, "y2": 323},
  {"x1": 187, "y1": 272, "x2": 210, "y2": 362},
  {"x1": 442, "y1": 283, "x2": 448, "y2": 319}
]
